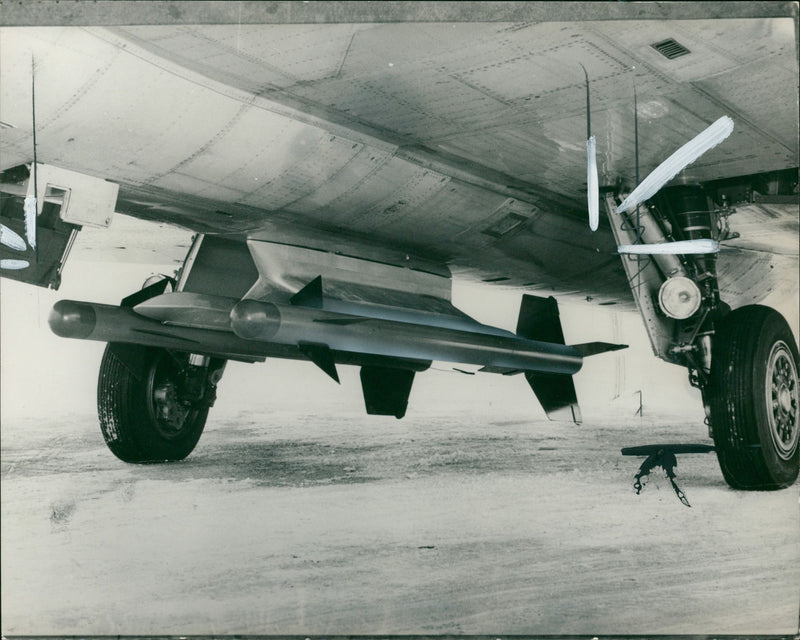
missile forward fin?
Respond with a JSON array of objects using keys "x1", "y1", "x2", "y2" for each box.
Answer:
[
  {"x1": 298, "y1": 341, "x2": 340, "y2": 383},
  {"x1": 290, "y1": 275, "x2": 324, "y2": 308},
  {"x1": 122, "y1": 276, "x2": 174, "y2": 308}
]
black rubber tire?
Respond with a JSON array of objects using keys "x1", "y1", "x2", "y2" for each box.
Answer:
[
  {"x1": 97, "y1": 344, "x2": 209, "y2": 463},
  {"x1": 709, "y1": 305, "x2": 799, "y2": 490}
]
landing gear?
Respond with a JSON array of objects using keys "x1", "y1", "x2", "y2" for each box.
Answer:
[
  {"x1": 709, "y1": 306, "x2": 799, "y2": 489},
  {"x1": 603, "y1": 177, "x2": 799, "y2": 491},
  {"x1": 97, "y1": 343, "x2": 226, "y2": 463}
]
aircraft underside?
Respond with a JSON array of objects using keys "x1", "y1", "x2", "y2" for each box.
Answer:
[
  {"x1": 0, "y1": 14, "x2": 798, "y2": 492},
  {"x1": 1, "y1": 159, "x2": 795, "y2": 490}
]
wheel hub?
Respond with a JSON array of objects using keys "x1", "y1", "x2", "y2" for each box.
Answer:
[
  {"x1": 147, "y1": 355, "x2": 194, "y2": 439},
  {"x1": 767, "y1": 341, "x2": 798, "y2": 461},
  {"x1": 153, "y1": 381, "x2": 190, "y2": 432},
  {"x1": 779, "y1": 386, "x2": 792, "y2": 413}
]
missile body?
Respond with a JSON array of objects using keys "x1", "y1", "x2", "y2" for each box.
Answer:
[
  {"x1": 230, "y1": 299, "x2": 584, "y2": 375},
  {"x1": 50, "y1": 295, "x2": 620, "y2": 375}
]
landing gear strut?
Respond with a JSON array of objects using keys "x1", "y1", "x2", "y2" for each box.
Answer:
[
  {"x1": 604, "y1": 182, "x2": 799, "y2": 490},
  {"x1": 97, "y1": 343, "x2": 226, "y2": 462}
]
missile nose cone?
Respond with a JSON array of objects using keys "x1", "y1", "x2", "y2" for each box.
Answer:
[
  {"x1": 49, "y1": 300, "x2": 97, "y2": 339},
  {"x1": 230, "y1": 299, "x2": 281, "y2": 340}
]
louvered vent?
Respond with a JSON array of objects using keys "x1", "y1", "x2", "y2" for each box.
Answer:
[{"x1": 651, "y1": 38, "x2": 691, "y2": 59}]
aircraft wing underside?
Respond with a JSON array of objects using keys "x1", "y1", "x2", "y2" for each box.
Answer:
[{"x1": 1, "y1": 13, "x2": 798, "y2": 307}]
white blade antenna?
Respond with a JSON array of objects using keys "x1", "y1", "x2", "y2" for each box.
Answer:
[
  {"x1": 1, "y1": 224, "x2": 27, "y2": 251},
  {"x1": 25, "y1": 55, "x2": 38, "y2": 252},
  {"x1": 618, "y1": 239, "x2": 720, "y2": 255},
  {"x1": 581, "y1": 65, "x2": 599, "y2": 232},
  {"x1": 616, "y1": 116, "x2": 734, "y2": 214}
]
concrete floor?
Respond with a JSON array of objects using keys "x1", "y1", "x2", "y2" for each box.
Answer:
[{"x1": 2, "y1": 408, "x2": 798, "y2": 635}]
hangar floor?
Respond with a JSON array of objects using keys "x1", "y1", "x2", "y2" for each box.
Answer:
[{"x1": 1, "y1": 409, "x2": 798, "y2": 635}]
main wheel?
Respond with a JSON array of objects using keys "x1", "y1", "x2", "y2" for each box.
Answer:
[
  {"x1": 709, "y1": 305, "x2": 799, "y2": 489},
  {"x1": 97, "y1": 344, "x2": 214, "y2": 463}
]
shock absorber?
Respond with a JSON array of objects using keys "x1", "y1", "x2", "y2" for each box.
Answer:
[
  {"x1": 651, "y1": 185, "x2": 717, "y2": 274},
  {"x1": 651, "y1": 184, "x2": 721, "y2": 379},
  {"x1": 660, "y1": 185, "x2": 716, "y2": 276},
  {"x1": 650, "y1": 185, "x2": 719, "y2": 312}
]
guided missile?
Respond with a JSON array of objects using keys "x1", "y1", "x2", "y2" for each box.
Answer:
[{"x1": 229, "y1": 298, "x2": 621, "y2": 375}]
